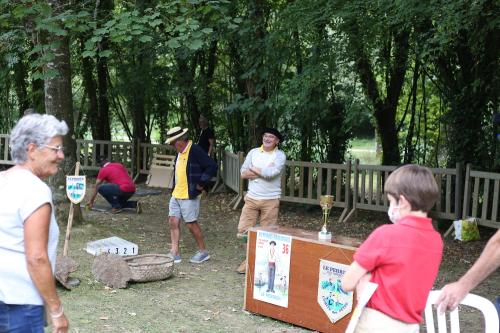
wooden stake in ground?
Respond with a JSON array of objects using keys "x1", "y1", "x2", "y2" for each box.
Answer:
[{"x1": 55, "y1": 162, "x2": 84, "y2": 289}]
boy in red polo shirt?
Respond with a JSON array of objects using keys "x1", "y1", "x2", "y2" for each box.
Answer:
[{"x1": 342, "y1": 164, "x2": 442, "y2": 333}]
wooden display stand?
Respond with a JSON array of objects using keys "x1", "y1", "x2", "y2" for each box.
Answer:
[{"x1": 244, "y1": 226, "x2": 361, "y2": 333}]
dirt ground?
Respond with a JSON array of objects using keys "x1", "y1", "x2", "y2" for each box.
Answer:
[{"x1": 54, "y1": 184, "x2": 500, "y2": 333}]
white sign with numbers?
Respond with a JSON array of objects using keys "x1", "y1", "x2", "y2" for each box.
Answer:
[{"x1": 86, "y1": 236, "x2": 138, "y2": 256}]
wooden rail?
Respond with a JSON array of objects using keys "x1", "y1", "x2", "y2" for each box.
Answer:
[
  {"x1": 222, "y1": 150, "x2": 242, "y2": 193},
  {"x1": 281, "y1": 160, "x2": 351, "y2": 222},
  {"x1": 219, "y1": 151, "x2": 244, "y2": 209},
  {"x1": 462, "y1": 164, "x2": 500, "y2": 229},
  {"x1": 137, "y1": 142, "x2": 174, "y2": 176},
  {"x1": 76, "y1": 139, "x2": 135, "y2": 171},
  {"x1": 430, "y1": 164, "x2": 463, "y2": 221},
  {"x1": 346, "y1": 161, "x2": 463, "y2": 222}
]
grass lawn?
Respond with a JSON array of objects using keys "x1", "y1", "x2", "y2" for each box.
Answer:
[
  {"x1": 53, "y1": 185, "x2": 499, "y2": 333},
  {"x1": 346, "y1": 138, "x2": 380, "y2": 165}
]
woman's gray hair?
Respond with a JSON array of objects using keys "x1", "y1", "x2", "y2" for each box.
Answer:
[{"x1": 10, "y1": 114, "x2": 69, "y2": 163}]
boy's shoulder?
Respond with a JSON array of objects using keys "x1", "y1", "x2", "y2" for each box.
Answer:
[
  {"x1": 367, "y1": 222, "x2": 413, "y2": 240},
  {"x1": 362, "y1": 223, "x2": 397, "y2": 246}
]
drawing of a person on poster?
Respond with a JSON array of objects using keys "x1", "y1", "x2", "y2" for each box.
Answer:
[
  {"x1": 253, "y1": 231, "x2": 291, "y2": 308},
  {"x1": 266, "y1": 240, "x2": 277, "y2": 293}
]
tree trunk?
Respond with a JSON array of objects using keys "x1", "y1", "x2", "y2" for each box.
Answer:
[
  {"x1": 198, "y1": 40, "x2": 218, "y2": 121},
  {"x1": 96, "y1": 54, "x2": 112, "y2": 141},
  {"x1": 176, "y1": 54, "x2": 199, "y2": 130},
  {"x1": 246, "y1": 0, "x2": 270, "y2": 147},
  {"x1": 96, "y1": 0, "x2": 113, "y2": 142},
  {"x1": 404, "y1": 61, "x2": 420, "y2": 164},
  {"x1": 44, "y1": 0, "x2": 82, "y2": 223},
  {"x1": 80, "y1": 39, "x2": 99, "y2": 139},
  {"x1": 348, "y1": 24, "x2": 409, "y2": 165},
  {"x1": 228, "y1": 36, "x2": 246, "y2": 152},
  {"x1": 435, "y1": 27, "x2": 497, "y2": 168},
  {"x1": 13, "y1": 58, "x2": 29, "y2": 117},
  {"x1": 28, "y1": 37, "x2": 45, "y2": 113},
  {"x1": 44, "y1": 34, "x2": 76, "y2": 199}
]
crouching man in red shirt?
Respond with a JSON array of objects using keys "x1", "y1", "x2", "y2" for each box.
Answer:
[
  {"x1": 342, "y1": 164, "x2": 442, "y2": 333},
  {"x1": 87, "y1": 156, "x2": 141, "y2": 214}
]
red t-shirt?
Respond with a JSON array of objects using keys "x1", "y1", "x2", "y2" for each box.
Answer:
[
  {"x1": 97, "y1": 162, "x2": 135, "y2": 193},
  {"x1": 353, "y1": 215, "x2": 443, "y2": 323}
]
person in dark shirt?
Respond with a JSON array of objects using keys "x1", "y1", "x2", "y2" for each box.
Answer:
[{"x1": 197, "y1": 115, "x2": 216, "y2": 158}]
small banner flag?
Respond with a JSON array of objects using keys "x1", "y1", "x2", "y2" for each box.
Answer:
[
  {"x1": 317, "y1": 259, "x2": 353, "y2": 323},
  {"x1": 66, "y1": 175, "x2": 86, "y2": 204}
]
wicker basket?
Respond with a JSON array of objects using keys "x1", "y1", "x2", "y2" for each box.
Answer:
[{"x1": 124, "y1": 254, "x2": 174, "y2": 282}]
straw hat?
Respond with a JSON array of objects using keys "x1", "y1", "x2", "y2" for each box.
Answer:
[{"x1": 165, "y1": 126, "x2": 188, "y2": 144}]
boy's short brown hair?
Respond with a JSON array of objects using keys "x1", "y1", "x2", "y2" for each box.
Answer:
[{"x1": 384, "y1": 164, "x2": 439, "y2": 212}]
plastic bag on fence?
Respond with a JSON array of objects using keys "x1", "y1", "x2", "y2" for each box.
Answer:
[{"x1": 453, "y1": 218, "x2": 481, "y2": 242}]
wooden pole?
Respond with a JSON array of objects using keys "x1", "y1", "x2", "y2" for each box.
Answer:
[{"x1": 63, "y1": 161, "x2": 80, "y2": 257}]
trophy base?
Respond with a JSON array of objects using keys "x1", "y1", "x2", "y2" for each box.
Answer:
[{"x1": 318, "y1": 231, "x2": 332, "y2": 242}]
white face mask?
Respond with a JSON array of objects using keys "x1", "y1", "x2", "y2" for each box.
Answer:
[{"x1": 387, "y1": 204, "x2": 401, "y2": 223}]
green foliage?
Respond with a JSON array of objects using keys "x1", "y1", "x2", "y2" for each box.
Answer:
[
  {"x1": 0, "y1": 0, "x2": 498, "y2": 170},
  {"x1": 417, "y1": 0, "x2": 500, "y2": 168}
]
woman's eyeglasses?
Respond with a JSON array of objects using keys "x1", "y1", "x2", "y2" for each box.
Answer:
[{"x1": 42, "y1": 144, "x2": 65, "y2": 154}]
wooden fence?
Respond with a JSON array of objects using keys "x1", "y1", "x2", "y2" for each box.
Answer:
[
  {"x1": 220, "y1": 151, "x2": 244, "y2": 209},
  {"x1": 219, "y1": 149, "x2": 498, "y2": 229},
  {"x1": 0, "y1": 135, "x2": 498, "y2": 229},
  {"x1": 280, "y1": 160, "x2": 352, "y2": 222},
  {"x1": 76, "y1": 139, "x2": 135, "y2": 171},
  {"x1": 345, "y1": 161, "x2": 463, "y2": 222},
  {"x1": 0, "y1": 134, "x2": 13, "y2": 166},
  {"x1": 136, "y1": 142, "x2": 175, "y2": 176},
  {"x1": 462, "y1": 165, "x2": 500, "y2": 229},
  {"x1": 75, "y1": 139, "x2": 176, "y2": 175}
]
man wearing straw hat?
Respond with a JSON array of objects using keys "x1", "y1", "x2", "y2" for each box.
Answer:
[
  {"x1": 236, "y1": 127, "x2": 286, "y2": 274},
  {"x1": 165, "y1": 126, "x2": 217, "y2": 264}
]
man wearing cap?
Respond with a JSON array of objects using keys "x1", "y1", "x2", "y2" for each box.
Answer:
[
  {"x1": 165, "y1": 126, "x2": 217, "y2": 264},
  {"x1": 236, "y1": 128, "x2": 286, "y2": 273}
]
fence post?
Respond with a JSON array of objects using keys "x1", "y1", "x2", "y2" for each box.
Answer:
[
  {"x1": 339, "y1": 160, "x2": 352, "y2": 222},
  {"x1": 130, "y1": 138, "x2": 138, "y2": 182},
  {"x1": 231, "y1": 151, "x2": 245, "y2": 210},
  {"x1": 461, "y1": 163, "x2": 472, "y2": 219},
  {"x1": 343, "y1": 159, "x2": 359, "y2": 223},
  {"x1": 135, "y1": 138, "x2": 141, "y2": 178},
  {"x1": 211, "y1": 146, "x2": 224, "y2": 193},
  {"x1": 455, "y1": 162, "x2": 464, "y2": 220}
]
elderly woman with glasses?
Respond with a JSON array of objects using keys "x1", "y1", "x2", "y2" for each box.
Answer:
[{"x1": 0, "y1": 114, "x2": 69, "y2": 333}]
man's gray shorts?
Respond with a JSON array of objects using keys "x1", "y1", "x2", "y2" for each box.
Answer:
[{"x1": 169, "y1": 196, "x2": 201, "y2": 222}]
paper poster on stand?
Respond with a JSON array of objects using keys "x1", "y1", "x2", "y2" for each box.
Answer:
[
  {"x1": 317, "y1": 259, "x2": 353, "y2": 323},
  {"x1": 345, "y1": 282, "x2": 378, "y2": 333},
  {"x1": 253, "y1": 231, "x2": 292, "y2": 308}
]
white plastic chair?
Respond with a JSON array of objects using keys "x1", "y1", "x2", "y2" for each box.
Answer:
[{"x1": 425, "y1": 290, "x2": 499, "y2": 333}]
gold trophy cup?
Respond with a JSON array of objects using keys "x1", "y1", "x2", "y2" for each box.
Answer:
[{"x1": 318, "y1": 195, "x2": 334, "y2": 241}]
